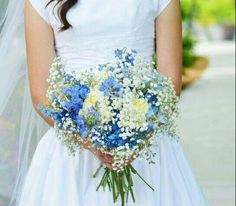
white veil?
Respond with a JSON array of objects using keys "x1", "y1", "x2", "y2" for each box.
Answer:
[{"x1": 0, "y1": 0, "x2": 49, "y2": 205}]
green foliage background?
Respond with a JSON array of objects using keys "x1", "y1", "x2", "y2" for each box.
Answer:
[{"x1": 181, "y1": 0, "x2": 235, "y2": 26}]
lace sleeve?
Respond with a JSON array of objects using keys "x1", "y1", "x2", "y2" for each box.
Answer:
[
  {"x1": 155, "y1": 0, "x2": 172, "y2": 17},
  {"x1": 28, "y1": 0, "x2": 50, "y2": 24}
]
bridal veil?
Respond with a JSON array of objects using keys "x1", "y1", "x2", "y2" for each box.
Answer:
[{"x1": 0, "y1": 0, "x2": 49, "y2": 204}]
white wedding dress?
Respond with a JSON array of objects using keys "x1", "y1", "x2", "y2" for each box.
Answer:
[{"x1": 19, "y1": 0, "x2": 209, "y2": 205}]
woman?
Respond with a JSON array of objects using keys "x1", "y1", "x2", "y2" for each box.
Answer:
[{"x1": 1, "y1": 0, "x2": 208, "y2": 205}]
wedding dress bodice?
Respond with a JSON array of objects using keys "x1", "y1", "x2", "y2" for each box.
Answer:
[{"x1": 30, "y1": 0, "x2": 171, "y2": 70}]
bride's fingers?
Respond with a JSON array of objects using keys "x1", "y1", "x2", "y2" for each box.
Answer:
[
  {"x1": 94, "y1": 150, "x2": 113, "y2": 164},
  {"x1": 100, "y1": 157, "x2": 113, "y2": 164},
  {"x1": 101, "y1": 153, "x2": 113, "y2": 162},
  {"x1": 104, "y1": 163, "x2": 113, "y2": 169},
  {"x1": 81, "y1": 140, "x2": 115, "y2": 168}
]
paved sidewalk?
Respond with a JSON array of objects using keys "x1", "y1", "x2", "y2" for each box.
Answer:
[{"x1": 179, "y1": 41, "x2": 235, "y2": 206}]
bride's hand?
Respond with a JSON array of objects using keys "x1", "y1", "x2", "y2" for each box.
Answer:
[
  {"x1": 81, "y1": 139, "x2": 137, "y2": 169},
  {"x1": 80, "y1": 140, "x2": 114, "y2": 169}
]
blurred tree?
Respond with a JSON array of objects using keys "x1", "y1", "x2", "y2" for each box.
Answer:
[
  {"x1": 181, "y1": 0, "x2": 199, "y2": 68},
  {"x1": 181, "y1": 0, "x2": 235, "y2": 27},
  {"x1": 182, "y1": 33, "x2": 198, "y2": 68},
  {"x1": 181, "y1": 0, "x2": 199, "y2": 33},
  {"x1": 198, "y1": 0, "x2": 235, "y2": 26}
]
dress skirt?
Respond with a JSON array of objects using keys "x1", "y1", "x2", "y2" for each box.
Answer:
[{"x1": 19, "y1": 128, "x2": 208, "y2": 206}]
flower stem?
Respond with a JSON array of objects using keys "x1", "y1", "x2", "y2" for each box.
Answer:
[
  {"x1": 128, "y1": 164, "x2": 155, "y2": 191},
  {"x1": 93, "y1": 164, "x2": 154, "y2": 206},
  {"x1": 93, "y1": 163, "x2": 103, "y2": 178}
]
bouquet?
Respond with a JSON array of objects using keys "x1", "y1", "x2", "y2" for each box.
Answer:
[{"x1": 39, "y1": 48, "x2": 179, "y2": 206}]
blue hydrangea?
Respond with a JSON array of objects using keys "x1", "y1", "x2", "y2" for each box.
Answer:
[
  {"x1": 63, "y1": 99, "x2": 83, "y2": 112},
  {"x1": 92, "y1": 123, "x2": 145, "y2": 149},
  {"x1": 75, "y1": 115, "x2": 88, "y2": 138},
  {"x1": 91, "y1": 123, "x2": 129, "y2": 148},
  {"x1": 63, "y1": 84, "x2": 90, "y2": 101},
  {"x1": 100, "y1": 77, "x2": 123, "y2": 97},
  {"x1": 79, "y1": 125, "x2": 88, "y2": 138},
  {"x1": 76, "y1": 115, "x2": 85, "y2": 127},
  {"x1": 104, "y1": 133, "x2": 119, "y2": 148},
  {"x1": 79, "y1": 85, "x2": 90, "y2": 100}
]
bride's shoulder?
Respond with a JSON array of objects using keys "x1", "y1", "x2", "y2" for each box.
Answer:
[
  {"x1": 28, "y1": 0, "x2": 54, "y2": 24},
  {"x1": 136, "y1": 0, "x2": 173, "y2": 18},
  {"x1": 153, "y1": 0, "x2": 173, "y2": 17}
]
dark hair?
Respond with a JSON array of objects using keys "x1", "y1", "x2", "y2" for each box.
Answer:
[{"x1": 47, "y1": 0, "x2": 78, "y2": 31}]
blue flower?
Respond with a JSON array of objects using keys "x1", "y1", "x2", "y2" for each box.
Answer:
[
  {"x1": 65, "y1": 74, "x2": 75, "y2": 82},
  {"x1": 117, "y1": 138, "x2": 126, "y2": 146},
  {"x1": 104, "y1": 133, "x2": 120, "y2": 148},
  {"x1": 153, "y1": 83, "x2": 164, "y2": 91},
  {"x1": 64, "y1": 98, "x2": 83, "y2": 112},
  {"x1": 114, "y1": 49, "x2": 123, "y2": 60},
  {"x1": 80, "y1": 125, "x2": 88, "y2": 138},
  {"x1": 146, "y1": 93, "x2": 158, "y2": 103},
  {"x1": 75, "y1": 115, "x2": 88, "y2": 138},
  {"x1": 51, "y1": 113, "x2": 63, "y2": 123},
  {"x1": 63, "y1": 84, "x2": 90, "y2": 101},
  {"x1": 111, "y1": 124, "x2": 119, "y2": 132},
  {"x1": 37, "y1": 104, "x2": 44, "y2": 111},
  {"x1": 146, "y1": 105, "x2": 159, "y2": 118},
  {"x1": 96, "y1": 123, "x2": 127, "y2": 148},
  {"x1": 147, "y1": 123, "x2": 159, "y2": 133},
  {"x1": 62, "y1": 84, "x2": 90, "y2": 113},
  {"x1": 79, "y1": 85, "x2": 90, "y2": 100},
  {"x1": 158, "y1": 110, "x2": 167, "y2": 124},
  {"x1": 100, "y1": 77, "x2": 123, "y2": 97},
  {"x1": 108, "y1": 66, "x2": 115, "y2": 71},
  {"x1": 98, "y1": 64, "x2": 104, "y2": 71},
  {"x1": 38, "y1": 104, "x2": 55, "y2": 117},
  {"x1": 63, "y1": 87, "x2": 79, "y2": 99},
  {"x1": 76, "y1": 115, "x2": 85, "y2": 127},
  {"x1": 38, "y1": 104, "x2": 69, "y2": 126},
  {"x1": 125, "y1": 54, "x2": 135, "y2": 65}
]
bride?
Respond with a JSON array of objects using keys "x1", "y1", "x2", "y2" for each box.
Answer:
[{"x1": 0, "y1": 0, "x2": 209, "y2": 205}]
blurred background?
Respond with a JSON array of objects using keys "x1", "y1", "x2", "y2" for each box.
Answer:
[
  {"x1": 179, "y1": 1, "x2": 235, "y2": 206},
  {"x1": 0, "y1": 0, "x2": 235, "y2": 205}
]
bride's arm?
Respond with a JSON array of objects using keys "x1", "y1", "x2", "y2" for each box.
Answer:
[
  {"x1": 122, "y1": 0, "x2": 182, "y2": 167},
  {"x1": 24, "y1": 0, "x2": 55, "y2": 126},
  {"x1": 24, "y1": 1, "x2": 114, "y2": 168},
  {"x1": 155, "y1": 0, "x2": 182, "y2": 96}
]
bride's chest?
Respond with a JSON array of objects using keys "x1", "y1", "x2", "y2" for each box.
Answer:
[{"x1": 49, "y1": 0, "x2": 156, "y2": 37}]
